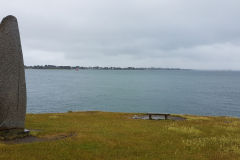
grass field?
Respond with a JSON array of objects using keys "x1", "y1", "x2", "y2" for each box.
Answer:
[{"x1": 0, "y1": 111, "x2": 240, "y2": 160}]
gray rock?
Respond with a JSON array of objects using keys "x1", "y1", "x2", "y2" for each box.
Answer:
[{"x1": 0, "y1": 15, "x2": 26, "y2": 130}]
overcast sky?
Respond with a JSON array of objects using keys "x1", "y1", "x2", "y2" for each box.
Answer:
[{"x1": 1, "y1": 0, "x2": 240, "y2": 69}]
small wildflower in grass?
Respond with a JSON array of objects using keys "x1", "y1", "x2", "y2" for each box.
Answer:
[
  {"x1": 49, "y1": 115, "x2": 58, "y2": 118},
  {"x1": 167, "y1": 124, "x2": 201, "y2": 134}
]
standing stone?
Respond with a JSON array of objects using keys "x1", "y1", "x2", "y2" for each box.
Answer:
[{"x1": 0, "y1": 15, "x2": 27, "y2": 132}]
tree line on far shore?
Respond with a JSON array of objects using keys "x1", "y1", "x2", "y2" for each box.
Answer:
[
  {"x1": 25, "y1": 65, "x2": 71, "y2": 69},
  {"x1": 24, "y1": 65, "x2": 183, "y2": 70}
]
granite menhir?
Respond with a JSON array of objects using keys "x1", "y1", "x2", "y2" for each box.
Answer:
[{"x1": 0, "y1": 15, "x2": 27, "y2": 131}]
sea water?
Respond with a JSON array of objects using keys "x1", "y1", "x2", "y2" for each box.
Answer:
[{"x1": 25, "y1": 69, "x2": 240, "y2": 117}]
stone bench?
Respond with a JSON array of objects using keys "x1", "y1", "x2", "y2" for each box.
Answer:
[{"x1": 147, "y1": 113, "x2": 170, "y2": 120}]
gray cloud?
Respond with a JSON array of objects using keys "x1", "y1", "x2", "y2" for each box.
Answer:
[{"x1": 1, "y1": 0, "x2": 240, "y2": 69}]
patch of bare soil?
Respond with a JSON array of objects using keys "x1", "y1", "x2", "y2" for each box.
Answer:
[
  {"x1": 1, "y1": 131, "x2": 78, "y2": 144},
  {"x1": 2, "y1": 136, "x2": 45, "y2": 144},
  {"x1": 168, "y1": 115, "x2": 186, "y2": 121}
]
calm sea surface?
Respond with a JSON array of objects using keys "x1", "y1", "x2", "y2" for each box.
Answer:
[{"x1": 25, "y1": 69, "x2": 240, "y2": 117}]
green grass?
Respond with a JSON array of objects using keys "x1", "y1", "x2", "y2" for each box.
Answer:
[{"x1": 0, "y1": 111, "x2": 240, "y2": 160}]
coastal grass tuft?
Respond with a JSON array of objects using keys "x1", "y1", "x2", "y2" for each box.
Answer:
[{"x1": 0, "y1": 111, "x2": 240, "y2": 159}]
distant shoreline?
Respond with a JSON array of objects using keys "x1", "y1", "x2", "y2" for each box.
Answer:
[
  {"x1": 24, "y1": 66, "x2": 189, "y2": 71},
  {"x1": 24, "y1": 68, "x2": 240, "y2": 71},
  {"x1": 24, "y1": 68, "x2": 190, "y2": 71}
]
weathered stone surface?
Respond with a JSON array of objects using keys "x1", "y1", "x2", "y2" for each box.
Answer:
[
  {"x1": 0, "y1": 129, "x2": 28, "y2": 140},
  {"x1": 0, "y1": 15, "x2": 27, "y2": 130}
]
